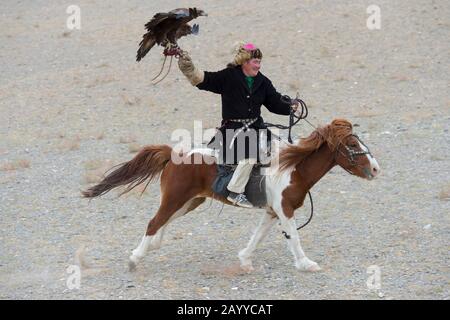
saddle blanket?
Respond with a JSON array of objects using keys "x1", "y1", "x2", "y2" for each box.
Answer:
[{"x1": 212, "y1": 164, "x2": 268, "y2": 208}]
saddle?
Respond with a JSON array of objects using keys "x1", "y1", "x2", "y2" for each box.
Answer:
[{"x1": 212, "y1": 163, "x2": 269, "y2": 208}]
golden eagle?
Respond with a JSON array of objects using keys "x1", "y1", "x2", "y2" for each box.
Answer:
[{"x1": 136, "y1": 7, "x2": 207, "y2": 61}]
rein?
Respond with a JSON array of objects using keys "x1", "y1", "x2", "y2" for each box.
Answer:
[
  {"x1": 212, "y1": 95, "x2": 316, "y2": 235},
  {"x1": 264, "y1": 96, "x2": 316, "y2": 235},
  {"x1": 273, "y1": 110, "x2": 372, "y2": 239},
  {"x1": 211, "y1": 96, "x2": 372, "y2": 237},
  {"x1": 281, "y1": 190, "x2": 314, "y2": 239},
  {"x1": 264, "y1": 95, "x2": 309, "y2": 144}
]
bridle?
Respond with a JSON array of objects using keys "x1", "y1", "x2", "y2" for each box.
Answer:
[
  {"x1": 221, "y1": 96, "x2": 374, "y2": 236},
  {"x1": 334, "y1": 133, "x2": 374, "y2": 176},
  {"x1": 265, "y1": 99, "x2": 375, "y2": 235}
]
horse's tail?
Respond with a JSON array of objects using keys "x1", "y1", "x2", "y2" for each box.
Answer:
[{"x1": 82, "y1": 144, "x2": 173, "y2": 198}]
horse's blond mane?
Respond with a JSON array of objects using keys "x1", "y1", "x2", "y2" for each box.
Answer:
[{"x1": 278, "y1": 119, "x2": 353, "y2": 172}]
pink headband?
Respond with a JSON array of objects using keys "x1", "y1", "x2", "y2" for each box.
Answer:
[{"x1": 242, "y1": 43, "x2": 257, "y2": 51}]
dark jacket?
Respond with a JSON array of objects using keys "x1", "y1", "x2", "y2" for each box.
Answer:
[
  {"x1": 197, "y1": 65, "x2": 291, "y2": 123},
  {"x1": 197, "y1": 65, "x2": 292, "y2": 164}
]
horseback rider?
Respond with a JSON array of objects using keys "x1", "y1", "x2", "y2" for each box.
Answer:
[{"x1": 178, "y1": 42, "x2": 299, "y2": 208}]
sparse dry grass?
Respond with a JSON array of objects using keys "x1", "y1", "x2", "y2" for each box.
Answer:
[
  {"x1": 320, "y1": 46, "x2": 332, "y2": 58},
  {"x1": 438, "y1": 184, "x2": 450, "y2": 201},
  {"x1": 389, "y1": 74, "x2": 412, "y2": 82},
  {"x1": 0, "y1": 159, "x2": 30, "y2": 171},
  {"x1": 304, "y1": 101, "x2": 315, "y2": 109},
  {"x1": 84, "y1": 159, "x2": 109, "y2": 171},
  {"x1": 409, "y1": 64, "x2": 421, "y2": 69},
  {"x1": 95, "y1": 63, "x2": 109, "y2": 68},
  {"x1": 58, "y1": 138, "x2": 80, "y2": 151},
  {"x1": 121, "y1": 94, "x2": 141, "y2": 106},
  {"x1": 400, "y1": 109, "x2": 434, "y2": 124},
  {"x1": 287, "y1": 80, "x2": 301, "y2": 92},
  {"x1": 162, "y1": 278, "x2": 178, "y2": 290},
  {"x1": 200, "y1": 263, "x2": 249, "y2": 278},
  {"x1": 83, "y1": 159, "x2": 114, "y2": 184},
  {"x1": 119, "y1": 136, "x2": 136, "y2": 144},
  {"x1": 128, "y1": 143, "x2": 141, "y2": 153},
  {"x1": 84, "y1": 171, "x2": 104, "y2": 184},
  {"x1": 96, "y1": 132, "x2": 105, "y2": 140},
  {"x1": 354, "y1": 109, "x2": 383, "y2": 118},
  {"x1": 350, "y1": 59, "x2": 366, "y2": 69},
  {"x1": 334, "y1": 76, "x2": 347, "y2": 82},
  {"x1": 0, "y1": 175, "x2": 16, "y2": 184},
  {"x1": 86, "y1": 75, "x2": 117, "y2": 88},
  {"x1": 195, "y1": 287, "x2": 210, "y2": 297}
]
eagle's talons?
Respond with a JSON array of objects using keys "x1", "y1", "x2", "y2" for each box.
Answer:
[{"x1": 163, "y1": 44, "x2": 182, "y2": 57}]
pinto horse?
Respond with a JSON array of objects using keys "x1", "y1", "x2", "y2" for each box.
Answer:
[{"x1": 82, "y1": 119, "x2": 380, "y2": 272}]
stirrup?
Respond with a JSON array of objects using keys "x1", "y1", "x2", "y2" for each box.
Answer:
[{"x1": 227, "y1": 192, "x2": 254, "y2": 208}]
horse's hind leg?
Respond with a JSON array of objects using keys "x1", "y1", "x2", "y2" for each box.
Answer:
[
  {"x1": 238, "y1": 209, "x2": 278, "y2": 272},
  {"x1": 129, "y1": 197, "x2": 205, "y2": 270},
  {"x1": 144, "y1": 197, "x2": 205, "y2": 250}
]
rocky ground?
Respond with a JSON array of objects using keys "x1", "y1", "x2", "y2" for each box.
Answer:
[{"x1": 0, "y1": 0, "x2": 449, "y2": 299}]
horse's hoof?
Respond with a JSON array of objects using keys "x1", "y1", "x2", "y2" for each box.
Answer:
[
  {"x1": 307, "y1": 263, "x2": 322, "y2": 272},
  {"x1": 296, "y1": 258, "x2": 322, "y2": 272},
  {"x1": 238, "y1": 250, "x2": 253, "y2": 268}
]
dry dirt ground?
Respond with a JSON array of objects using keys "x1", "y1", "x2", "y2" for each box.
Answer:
[{"x1": 0, "y1": 0, "x2": 449, "y2": 299}]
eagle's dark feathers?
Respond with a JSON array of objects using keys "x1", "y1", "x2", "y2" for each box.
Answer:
[{"x1": 136, "y1": 7, "x2": 207, "y2": 61}]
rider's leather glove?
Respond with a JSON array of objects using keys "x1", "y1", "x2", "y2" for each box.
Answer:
[{"x1": 178, "y1": 51, "x2": 204, "y2": 86}]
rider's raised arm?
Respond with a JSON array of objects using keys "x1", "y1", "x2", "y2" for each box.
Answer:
[
  {"x1": 178, "y1": 51, "x2": 228, "y2": 94},
  {"x1": 196, "y1": 69, "x2": 229, "y2": 94},
  {"x1": 263, "y1": 78, "x2": 292, "y2": 115}
]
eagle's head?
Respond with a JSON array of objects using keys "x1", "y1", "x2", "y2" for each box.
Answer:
[{"x1": 193, "y1": 8, "x2": 208, "y2": 17}]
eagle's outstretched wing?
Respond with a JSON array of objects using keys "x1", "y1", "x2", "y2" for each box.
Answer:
[
  {"x1": 175, "y1": 24, "x2": 199, "y2": 39},
  {"x1": 136, "y1": 12, "x2": 172, "y2": 62},
  {"x1": 136, "y1": 7, "x2": 206, "y2": 62}
]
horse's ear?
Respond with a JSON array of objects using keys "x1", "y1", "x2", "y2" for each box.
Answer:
[{"x1": 331, "y1": 118, "x2": 352, "y2": 131}]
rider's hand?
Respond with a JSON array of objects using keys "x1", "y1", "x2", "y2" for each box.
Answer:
[
  {"x1": 177, "y1": 51, "x2": 204, "y2": 86},
  {"x1": 178, "y1": 51, "x2": 194, "y2": 72},
  {"x1": 291, "y1": 100, "x2": 299, "y2": 112},
  {"x1": 178, "y1": 51, "x2": 191, "y2": 63}
]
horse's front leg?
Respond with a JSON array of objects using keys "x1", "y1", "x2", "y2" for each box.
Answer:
[
  {"x1": 238, "y1": 210, "x2": 278, "y2": 272},
  {"x1": 273, "y1": 204, "x2": 321, "y2": 272}
]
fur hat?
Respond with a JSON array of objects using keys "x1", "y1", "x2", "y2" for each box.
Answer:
[{"x1": 227, "y1": 42, "x2": 263, "y2": 67}]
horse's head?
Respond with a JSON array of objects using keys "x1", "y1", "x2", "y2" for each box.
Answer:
[
  {"x1": 330, "y1": 120, "x2": 380, "y2": 180},
  {"x1": 278, "y1": 118, "x2": 380, "y2": 180}
]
